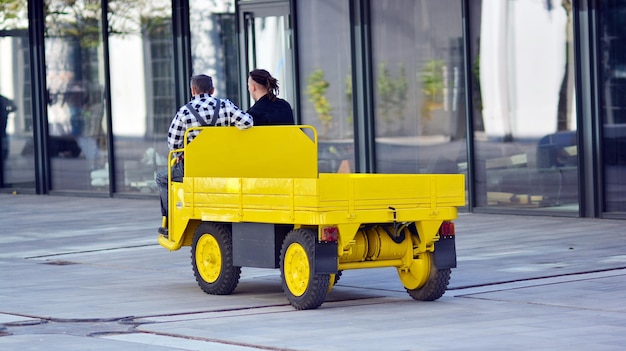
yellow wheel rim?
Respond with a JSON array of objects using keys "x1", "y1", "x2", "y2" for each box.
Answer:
[
  {"x1": 398, "y1": 253, "x2": 432, "y2": 290},
  {"x1": 195, "y1": 234, "x2": 222, "y2": 283},
  {"x1": 327, "y1": 274, "x2": 336, "y2": 293},
  {"x1": 284, "y1": 242, "x2": 310, "y2": 297}
]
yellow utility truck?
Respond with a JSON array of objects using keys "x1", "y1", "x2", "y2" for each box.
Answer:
[{"x1": 158, "y1": 125, "x2": 465, "y2": 310}]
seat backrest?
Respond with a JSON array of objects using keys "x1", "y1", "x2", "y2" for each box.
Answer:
[{"x1": 184, "y1": 125, "x2": 318, "y2": 178}]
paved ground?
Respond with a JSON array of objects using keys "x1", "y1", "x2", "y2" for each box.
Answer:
[{"x1": 0, "y1": 193, "x2": 625, "y2": 350}]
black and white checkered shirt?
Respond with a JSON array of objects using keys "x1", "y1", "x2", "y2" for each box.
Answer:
[{"x1": 167, "y1": 93, "x2": 254, "y2": 153}]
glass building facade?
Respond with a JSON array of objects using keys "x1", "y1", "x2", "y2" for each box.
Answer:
[{"x1": 0, "y1": 0, "x2": 625, "y2": 220}]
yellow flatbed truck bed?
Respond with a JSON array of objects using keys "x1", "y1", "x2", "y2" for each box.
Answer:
[{"x1": 159, "y1": 125, "x2": 465, "y2": 309}]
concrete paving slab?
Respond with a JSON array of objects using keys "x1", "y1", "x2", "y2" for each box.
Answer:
[
  {"x1": 0, "y1": 334, "x2": 187, "y2": 351},
  {"x1": 1, "y1": 193, "x2": 625, "y2": 350},
  {"x1": 134, "y1": 279, "x2": 626, "y2": 351}
]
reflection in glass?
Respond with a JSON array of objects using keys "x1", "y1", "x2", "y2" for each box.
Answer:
[
  {"x1": 370, "y1": 1, "x2": 467, "y2": 185},
  {"x1": 297, "y1": 0, "x2": 354, "y2": 173},
  {"x1": 470, "y1": 0, "x2": 578, "y2": 211},
  {"x1": 45, "y1": 0, "x2": 108, "y2": 192},
  {"x1": 247, "y1": 16, "x2": 291, "y2": 107},
  {"x1": 0, "y1": 0, "x2": 35, "y2": 189},
  {"x1": 598, "y1": 1, "x2": 626, "y2": 212},
  {"x1": 189, "y1": 1, "x2": 238, "y2": 103},
  {"x1": 108, "y1": 0, "x2": 174, "y2": 194}
]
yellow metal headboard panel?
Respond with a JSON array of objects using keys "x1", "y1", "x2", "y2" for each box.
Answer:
[{"x1": 183, "y1": 125, "x2": 318, "y2": 178}]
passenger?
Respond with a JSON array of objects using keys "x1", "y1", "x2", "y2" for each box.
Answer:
[
  {"x1": 247, "y1": 69, "x2": 295, "y2": 125},
  {"x1": 156, "y1": 74, "x2": 253, "y2": 237}
]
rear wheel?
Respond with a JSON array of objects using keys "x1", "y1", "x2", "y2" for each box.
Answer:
[
  {"x1": 191, "y1": 222, "x2": 241, "y2": 295},
  {"x1": 328, "y1": 270, "x2": 343, "y2": 293},
  {"x1": 402, "y1": 253, "x2": 450, "y2": 301},
  {"x1": 280, "y1": 228, "x2": 330, "y2": 310}
]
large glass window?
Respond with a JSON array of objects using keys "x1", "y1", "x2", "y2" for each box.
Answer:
[
  {"x1": 0, "y1": 0, "x2": 35, "y2": 190},
  {"x1": 297, "y1": 0, "x2": 354, "y2": 173},
  {"x1": 598, "y1": 1, "x2": 626, "y2": 213},
  {"x1": 469, "y1": 0, "x2": 578, "y2": 211},
  {"x1": 45, "y1": 0, "x2": 109, "y2": 192},
  {"x1": 108, "y1": 0, "x2": 174, "y2": 195},
  {"x1": 370, "y1": 1, "x2": 467, "y2": 182},
  {"x1": 189, "y1": 1, "x2": 238, "y2": 103}
]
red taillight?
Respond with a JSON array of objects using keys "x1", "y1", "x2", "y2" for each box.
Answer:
[
  {"x1": 439, "y1": 221, "x2": 455, "y2": 236},
  {"x1": 321, "y1": 226, "x2": 338, "y2": 242}
]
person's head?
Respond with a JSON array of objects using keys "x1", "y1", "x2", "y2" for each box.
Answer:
[
  {"x1": 248, "y1": 69, "x2": 279, "y2": 102},
  {"x1": 190, "y1": 74, "x2": 215, "y2": 96}
]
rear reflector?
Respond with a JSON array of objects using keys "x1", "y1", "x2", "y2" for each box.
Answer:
[
  {"x1": 439, "y1": 221, "x2": 455, "y2": 236},
  {"x1": 321, "y1": 226, "x2": 339, "y2": 242}
]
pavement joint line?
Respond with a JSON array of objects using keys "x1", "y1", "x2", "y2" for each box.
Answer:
[
  {"x1": 459, "y1": 294, "x2": 626, "y2": 315},
  {"x1": 139, "y1": 305, "x2": 298, "y2": 324},
  {"x1": 448, "y1": 267, "x2": 626, "y2": 297},
  {"x1": 139, "y1": 297, "x2": 397, "y2": 324},
  {"x1": 24, "y1": 244, "x2": 160, "y2": 259},
  {"x1": 105, "y1": 330, "x2": 299, "y2": 351}
]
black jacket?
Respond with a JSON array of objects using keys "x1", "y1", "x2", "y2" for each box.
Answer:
[{"x1": 248, "y1": 95, "x2": 294, "y2": 126}]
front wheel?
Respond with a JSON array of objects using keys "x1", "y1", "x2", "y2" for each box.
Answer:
[
  {"x1": 280, "y1": 229, "x2": 330, "y2": 310},
  {"x1": 191, "y1": 222, "x2": 241, "y2": 295}
]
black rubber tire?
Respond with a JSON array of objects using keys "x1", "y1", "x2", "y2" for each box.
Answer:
[
  {"x1": 406, "y1": 264, "x2": 451, "y2": 301},
  {"x1": 191, "y1": 222, "x2": 241, "y2": 295},
  {"x1": 333, "y1": 270, "x2": 343, "y2": 285},
  {"x1": 280, "y1": 228, "x2": 330, "y2": 310}
]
